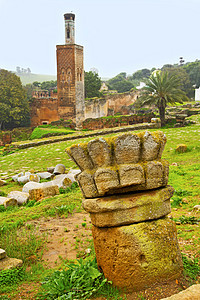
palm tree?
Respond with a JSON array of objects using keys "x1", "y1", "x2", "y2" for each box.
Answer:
[{"x1": 138, "y1": 71, "x2": 188, "y2": 127}]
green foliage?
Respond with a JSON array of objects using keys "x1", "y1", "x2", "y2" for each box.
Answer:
[
  {"x1": 137, "y1": 71, "x2": 188, "y2": 126},
  {"x1": 84, "y1": 71, "x2": 102, "y2": 98},
  {"x1": 174, "y1": 188, "x2": 192, "y2": 197},
  {"x1": 59, "y1": 182, "x2": 79, "y2": 194},
  {"x1": 182, "y1": 254, "x2": 200, "y2": 280},
  {"x1": 0, "y1": 69, "x2": 30, "y2": 130},
  {"x1": 40, "y1": 80, "x2": 57, "y2": 91},
  {"x1": 162, "y1": 66, "x2": 193, "y2": 98},
  {"x1": 47, "y1": 203, "x2": 78, "y2": 217},
  {"x1": 26, "y1": 199, "x2": 37, "y2": 207},
  {"x1": 130, "y1": 68, "x2": 151, "y2": 82},
  {"x1": 175, "y1": 215, "x2": 199, "y2": 225},
  {"x1": 0, "y1": 191, "x2": 7, "y2": 197},
  {"x1": 0, "y1": 267, "x2": 25, "y2": 286},
  {"x1": 37, "y1": 257, "x2": 108, "y2": 300},
  {"x1": 107, "y1": 72, "x2": 134, "y2": 93},
  {"x1": 171, "y1": 196, "x2": 185, "y2": 208},
  {"x1": 0, "y1": 205, "x2": 6, "y2": 212},
  {"x1": 0, "y1": 227, "x2": 46, "y2": 263}
]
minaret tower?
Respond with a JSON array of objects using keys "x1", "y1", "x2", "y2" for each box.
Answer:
[
  {"x1": 64, "y1": 13, "x2": 75, "y2": 44},
  {"x1": 56, "y1": 13, "x2": 85, "y2": 128}
]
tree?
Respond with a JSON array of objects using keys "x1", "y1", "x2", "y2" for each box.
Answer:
[
  {"x1": 40, "y1": 80, "x2": 57, "y2": 91},
  {"x1": 85, "y1": 71, "x2": 102, "y2": 98},
  {"x1": 107, "y1": 72, "x2": 134, "y2": 93},
  {"x1": 0, "y1": 69, "x2": 30, "y2": 130},
  {"x1": 137, "y1": 71, "x2": 188, "y2": 127},
  {"x1": 162, "y1": 66, "x2": 193, "y2": 97}
]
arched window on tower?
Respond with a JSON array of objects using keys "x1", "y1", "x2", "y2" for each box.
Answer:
[{"x1": 67, "y1": 25, "x2": 70, "y2": 39}]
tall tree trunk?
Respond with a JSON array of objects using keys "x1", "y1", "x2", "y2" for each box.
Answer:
[{"x1": 158, "y1": 101, "x2": 166, "y2": 127}]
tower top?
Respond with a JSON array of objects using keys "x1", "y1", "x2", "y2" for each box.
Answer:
[
  {"x1": 64, "y1": 13, "x2": 75, "y2": 21},
  {"x1": 64, "y1": 13, "x2": 75, "y2": 44}
]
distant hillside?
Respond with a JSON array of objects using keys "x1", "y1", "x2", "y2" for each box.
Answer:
[{"x1": 16, "y1": 73, "x2": 57, "y2": 85}]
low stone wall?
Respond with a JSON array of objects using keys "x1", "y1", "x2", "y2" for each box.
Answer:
[
  {"x1": 82, "y1": 113, "x2": 155, "y2": 130},
  {"x1": 2, "y1": 122, "x2": 161, "y2": 154}
]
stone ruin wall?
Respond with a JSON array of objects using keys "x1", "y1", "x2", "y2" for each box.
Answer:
[
  {"x1": 30, "y1": 89, "x2": 140, "y2": 128},
  {"x1": 82, "y1": 114, "x2": 155, "y2": 130},
  {"x1": 30, "y1": 97, "x2": 59, "y2": 127},
  {"x1": 85, "y1": 90, "x2": 140, "y2": 120}
]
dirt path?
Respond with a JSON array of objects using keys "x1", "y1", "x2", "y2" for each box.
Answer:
[{"x1": 5, "y1": 213, "x2": 193, "y2": 300}]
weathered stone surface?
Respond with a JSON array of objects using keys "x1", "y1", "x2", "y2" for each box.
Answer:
[
  {"x1": 28, "y1": 174, "x2": 40, "y2": 183},
  {"x1": 67, "y1": 145, "x2": 93, "y2": 171},
  {"x1": 0, "y1": 179, "x2": 6, "y2": 186},
  {"x1": 0, "y1": 257, "x2": 23, "y2": 271},
  {"x1": 83, "y1": 186, "x2": 173, "y2": 227},
  {"x1": 113, "y1": 133, "x2": 141, "y2": 164},
  {"x1": 7, "y1": 191, "x2": 29, "y2": 205},
  {"x1": 161, "y1": 284, "x2": 200, "y2": 300},
  {"x1": 87, "y1": 138, "x2": 112, "y2": 167},
  {"x1": 146, "y1": 161, "x2": 164, "y2": 189},
  {"x1": 52, "y1": 174, "x2": 74, "y2": 188},
  {"x1": 141, "y1": 131, "x2": 162, "y2": 161},
  {"x1": 17, "y1": 175, "x2": 29, "y2": 184},
  {"x1": 92, "y1": 217, "x2": 183, "y2": 291},
  {"x1": 22, "y1": 182, "x2": 41, "y2": 193},
  {"x1": 47, "y1": 167, "x2": 55, "y2": 173},
  {"x1": 53, "y1": 164, "x2": 66, "y2": 175},
  {"x1": 67, "y1": 131, "x2": 168, "y2": 197},
  {"x1": 175, "y1": 144, "x2": 187, "y2": 153},
  {"x1": 79, "y1": 159, "x2": 169, "y2": 198},
  {"x1": 0, "y1": 249, "x2": 6, "y2": 260},
  {"x1": 36, "y1": 172, "x2": 53, "y2": 180},
  {"x1": 118, "y1": 164, "x2": 145, "y2": 187},
  {"x1": 94, "y1": 168, "x2": 120, "y2": 195},
  {"x1": 0, "y1": 197, "x2": 18, "y2": 208},
  {"x1": 77, "y1": 171, "x2": 98, "y2": 198},
  {"x1": 12, "y1": 172, "x2": 24, "y2": 182},
  {"x1": 22, "y1": 182, "x2": 58, "y2": 200}
]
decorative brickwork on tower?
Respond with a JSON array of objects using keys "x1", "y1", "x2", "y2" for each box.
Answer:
[{"x1": 56, "y1": 13, "x2": 85, "y2": 128}]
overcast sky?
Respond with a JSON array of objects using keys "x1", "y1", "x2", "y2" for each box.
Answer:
[{"x1": 0, "y1": 0, "x2": 200, "y2": 78}]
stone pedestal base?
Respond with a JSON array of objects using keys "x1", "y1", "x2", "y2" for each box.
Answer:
[{"x1": 92, "y1": 217, "x2": 183, "y2": 291}]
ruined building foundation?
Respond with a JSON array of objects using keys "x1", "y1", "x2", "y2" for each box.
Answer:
[{"x1": 66, "y1": 131, "x2": 183, "y2": 291}]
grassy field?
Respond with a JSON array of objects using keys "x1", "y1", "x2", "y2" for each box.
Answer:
[{"x1": 0, "y1": 115, "x2": 200, "y2": 299}]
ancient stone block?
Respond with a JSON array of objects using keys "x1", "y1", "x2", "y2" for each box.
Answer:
[
  {"x1": 77, "y1": 171, "x2": 98, "y2": 198},
  {"x1": 175, "y1": 144, "x2": 187, "y2": 153},
  {"x1": 66, "y1": 144, "x2": 93, "y2": 171},
  {"x1": 141, "y1": 131, "x2": 161, "y2": 161},
  {"x1": 83, "y1": 186, "x2": 173, "y2": 227},
  {"x1": 0, "y1": 257, "x2": 23, "y2": 271},
  {"x1": 118, "y1": 164, "x2": 145, "y2": 187},
  {"x1": 53, "y1": 164, "x2": 66, "y2": 175},
  {"x1": 161, "y1": 284, "x2": 200, "y2": 300},
  {"x1": 7, "y1": 191, "x2": 29, "y2": 205},
  {"x1": 87, "y1": 138, "x2": 112, "y2": 167},
  {"x1": 0, "y1": 197, "x2": 18, "y2": 208},
  {"x1": 113, "y1": 133, "x2": 141, "y2": 164},
  {"x1": 157, "y1": 131, "x2": 167, "y2": 159},
  {"x1": 92, "y1": 217, "x2": 183, "y2": 291},
  {"x1": 94, "y1": 168, "x2": 119, "y2": 195},
  {"x1": 145, "y1": 161, "x2": 165, "y2": 189}
]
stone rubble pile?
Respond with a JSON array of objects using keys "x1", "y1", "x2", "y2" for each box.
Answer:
[
  {"x1": 66, "y1": 131, "x2": 183, "y2": 291},
  {"x1": 0, "y1": 164, "x2": 80, "y2": 205}
]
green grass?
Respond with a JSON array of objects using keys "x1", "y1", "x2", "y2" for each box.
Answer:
[{"x1": 30, "y1": 126, "x2": 75, "y2": 140}]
